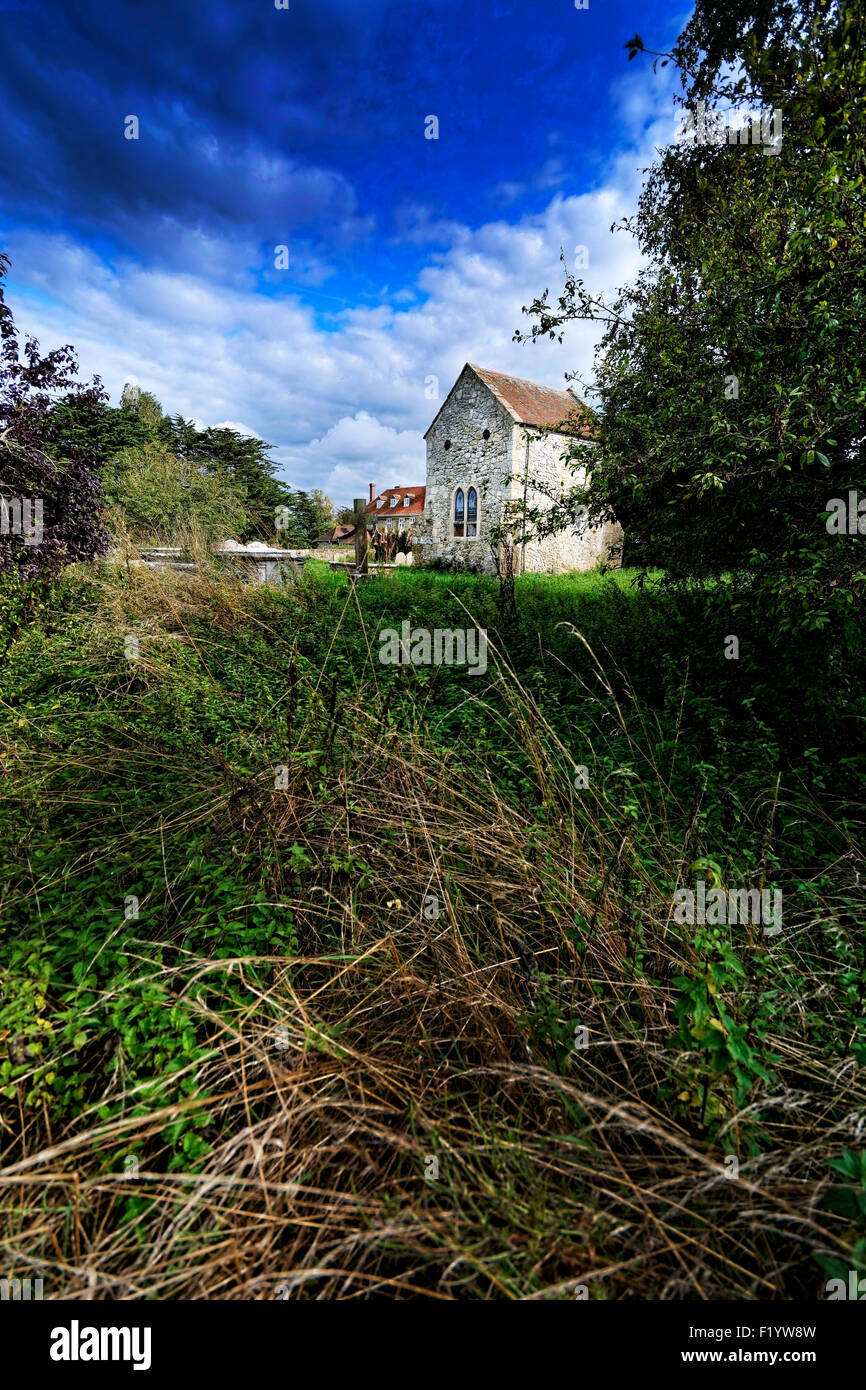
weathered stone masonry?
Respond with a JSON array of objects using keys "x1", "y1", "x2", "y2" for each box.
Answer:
[{"x1": 417, "y1": 363, "x2": 622, "y2": 575}]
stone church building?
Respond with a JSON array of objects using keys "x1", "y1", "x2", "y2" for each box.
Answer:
[{"x1": 417, "y1": 363, "x2": 622, "y2": 574}]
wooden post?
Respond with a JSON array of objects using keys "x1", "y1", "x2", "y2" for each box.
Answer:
[{"x1": 353, "y1": 498, "x2": 369, "y2": 576}]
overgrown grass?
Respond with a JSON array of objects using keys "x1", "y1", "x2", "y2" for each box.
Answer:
[{"x1": 0, "y1": 559, "x2": 864, "y2": 1299}]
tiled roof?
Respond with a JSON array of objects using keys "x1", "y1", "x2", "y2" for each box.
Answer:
[
  {"x1": 366, "y1": 485, "x2": 426, "y2": 517},
  {"x1": 469, "y1": 365, "x2": 594, "y2": 434},
  {"x1": 316, "y1": 525, "x2": 356, "y2": 544}
]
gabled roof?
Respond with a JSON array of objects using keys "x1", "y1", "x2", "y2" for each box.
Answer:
[
  {"x1": 470, "y1": 365, "x2": 593, "y2": 431},
  {"x1": 316, "y1": 524, "x2": 356, "y2": 544},
  {"x1": 366, "y1": 485, "x2": 426, "y2": 517},
  {"x1": 424, "y1": 363, "x2": 595, "y2": 438}
]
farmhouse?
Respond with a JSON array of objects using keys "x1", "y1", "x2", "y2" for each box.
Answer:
[
  {"x1": 366, "y1": 483, "x2": 426, "y2": 532},
  {"x1": 417, "y1": 363, "x2": 622, "y2": 574}
]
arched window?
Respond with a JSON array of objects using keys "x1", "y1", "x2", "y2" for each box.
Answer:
[
  {"x1": 467, "y1": 487, "x2": 478, "y2": 538},
  {"x1": 453, "y1": 488, "x2": 464, "y2": 537}
]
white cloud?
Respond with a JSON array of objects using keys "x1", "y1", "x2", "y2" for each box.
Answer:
[
  {"x1": 209, "y1": 420, "x2": 262, "y2": 438},
  {"x1": 280, "y1": 411, "x2": 425, "y2": 498},
  {"x1": 1, "y1": 73, "x2": 671, "y2": 508}
]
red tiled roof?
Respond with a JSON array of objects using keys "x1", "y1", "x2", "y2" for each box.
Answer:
[
  {"x1": 366, "y1": 485, "x2": 426, "y2": 517},
  {"x1": 317, "y1": 525, "x2": 356, "y2": 544},
  {"x1": 469, "y1": 365, "x2": 595, "y2": 434}
]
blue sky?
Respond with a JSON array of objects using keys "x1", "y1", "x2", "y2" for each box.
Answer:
[{"x1": 0, "y1": 0, "x2": 688, "y2": 504}]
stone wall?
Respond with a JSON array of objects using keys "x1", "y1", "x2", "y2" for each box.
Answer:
[
  {"x1": 513, "y1": 426, "x2": 623, "y2": 574},
  {"x1": 313, "y1": 547, "x2": 354, "y2": 564},
  {"x1": 419, "y1": 364, "x2": 512, "y2": 574}
]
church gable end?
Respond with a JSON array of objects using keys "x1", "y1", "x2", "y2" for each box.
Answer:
[{"x1": 422, "y1": 365, "x2": 514, "y2": 568}]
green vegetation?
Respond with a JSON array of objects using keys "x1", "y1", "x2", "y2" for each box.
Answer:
[
  {"x1": 1, "y1": 0, "x2": 863, "y2": 1309},
  {"x1": 518, "y1": 0, "x2": 866, "y2": 624},
  {"x1": 0, "y1": 560, "x2": 863, "y2": 1298},
  {"x1": 48, "y1": 380, "x2": 337, "y2": 547}
]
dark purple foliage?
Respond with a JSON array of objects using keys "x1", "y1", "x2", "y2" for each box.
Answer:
[{"x1": 0, "y1": 253, "x2": 108, "y2": 579}]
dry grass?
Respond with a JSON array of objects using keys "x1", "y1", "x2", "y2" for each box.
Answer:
[{"x1": 0, "y1": 562, "x2": 863, "y2": 1299}]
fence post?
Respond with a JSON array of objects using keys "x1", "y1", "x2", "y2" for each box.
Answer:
[{"x1": 353, "y1": 499, "x2": 369, "y2": 575}]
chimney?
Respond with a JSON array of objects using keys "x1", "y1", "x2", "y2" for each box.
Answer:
[{"x1": 369, "y1": 481, "x2": 375, "y2": 505}]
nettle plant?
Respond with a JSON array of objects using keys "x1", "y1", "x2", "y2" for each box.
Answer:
[{"x1": 670, "y1": 927, "x2": 777, "y2": 1138}]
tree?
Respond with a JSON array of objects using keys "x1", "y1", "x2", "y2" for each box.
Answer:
[
  {"x1": 276, "y1": 489, "x2": 337, "y2": 546},
  {"x1": 108, "y1": 440, "x2": 250, "y2": 546},
  {"x1": 47, "y1": 393, "x2": 152, "y2": 476},
  {"x1": 50, "y1": 388, "x2": 293, "y2": 543},
  {"x1": 122, "y1": 383, "x2": 163, "y2": 426},
  {"x1": 0, "y1": 253, "x2": 108, "y2": 580},
  {"x1": 518, "y1": 0, "x2": 866, "y2": 628},
  {"x1": 157, "y1": 416, "x2": 292, "y2": 540},
  {"x1": 307, "y1": 488, "x2": 336, "y2": 538}
]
